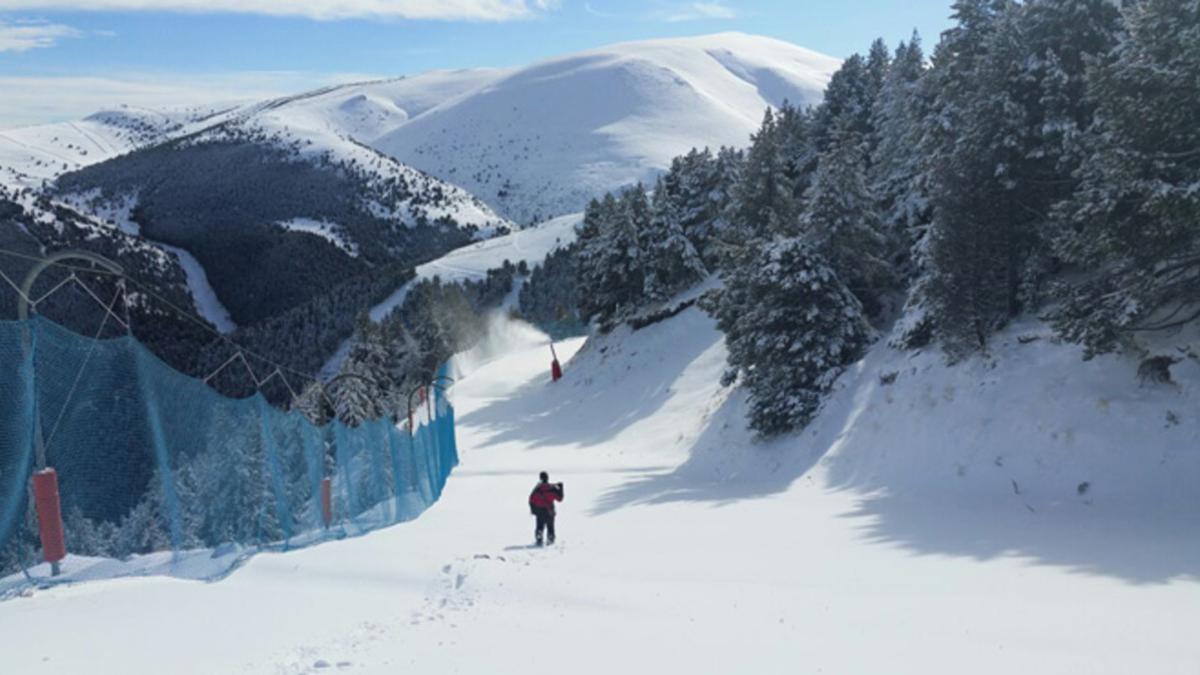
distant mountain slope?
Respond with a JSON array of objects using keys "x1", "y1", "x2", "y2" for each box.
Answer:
[
  {"x1": 372, "y1": 32, "x2": 840, "y2": 223},
  {"x1": 0, "y1": 70, "x2": 505, "y2": 192},
  {"x1": 54, "y1": 134, "x2": 508, "y2": 326},
  {"x1": 45, "y1": 73, "x2": 513, "y2": 328},
  {"x1": 0, "y1": 105, "x2": 229, "y2": 189}
]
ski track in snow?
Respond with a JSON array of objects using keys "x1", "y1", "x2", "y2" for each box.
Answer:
[
  {"x1": 159, "y1": 243, "x2": 237, "y2": 334},
  {"x1": 2, "y1": 306, "x2": 1198, "y2": 674}
]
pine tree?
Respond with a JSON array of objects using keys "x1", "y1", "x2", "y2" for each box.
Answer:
[
  {"x1": 801, "y1": 122, "x2": 892, "y2": 316},
  {"x1": 704, "y1": 146, "x2": 745, "y2": 262},
  {"x1": 727, "y1": 109, "x2": 799, "y2": 243},
  {"x1": 662, "y1": 147, "x2": 723, "y2": 258},
  {"x1": 643, "y1": 176, "x2": 708, "y2": 302},
  {"x1": 917, "y1": 0, "x2": 1120, "y2": 352},
  {"x1": 331, "y1": 316, "x2": 392, "y2": 426},
  {"x1": 704, "y1": 237, "x2": 872, "y2": 437},
  {"x1": 776, "y1": 102, "x2": 819, "y2": 203},
  {"x1": 811, "y1": 53, "x2": 877, "y2": 154},
  {"x1": 574, "y1": 197, "x2": 609, "y2": 322},
  {"x1": 869, "y1": 32, "x2": 930, "y2": 242},
  {"x1": 576, "y1": 191, "x2": 647, "y2": 324},
  {"x1": 1050, "y1": 0, "x2": 1200, "y2": 355}
]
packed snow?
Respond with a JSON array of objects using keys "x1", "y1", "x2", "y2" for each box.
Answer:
[
  {"x1": 156, "y1": 243, "x2": 237, "y2": 334},
  {"x1": 369, "y1": 211, "x2": 581, "y2": 322},
  {"x1": 1, "y1": 303, "x2": 1196, "y2": 674}
]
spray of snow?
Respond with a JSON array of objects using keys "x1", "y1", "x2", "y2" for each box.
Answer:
[{"x1": 449, "y1": 312, "x2": 552, "y2": 385}]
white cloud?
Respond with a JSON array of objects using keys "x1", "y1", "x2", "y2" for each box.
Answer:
[
  {"x1": 0, "y1": 19, "x2": 81, "y2": 52},
  {"x1": 0, "y1": 71, "x2": 384, "y2": 128},
  {"x1": 663, "y1": 2, "x2": 737, "y2": 22},
  {"x1": 0, "y1": 0, "x2": 558, "y2": 21}
]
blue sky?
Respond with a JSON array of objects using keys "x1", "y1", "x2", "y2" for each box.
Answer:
[{"x1": 0, "y1": 1, "x2": 955, "y2": 127}]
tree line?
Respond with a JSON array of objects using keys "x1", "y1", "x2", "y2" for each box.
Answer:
[{"x1": 568, "y1": 0, "x2": 1199, "y2": 437}]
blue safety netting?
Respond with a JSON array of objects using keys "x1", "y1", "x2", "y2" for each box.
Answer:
[{"x1": 0, "y1": 316, "x2": 458, "y2": 589}]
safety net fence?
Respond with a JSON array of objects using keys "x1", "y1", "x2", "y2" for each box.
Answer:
[{"x1": 0, "y1": 315, "x2": 458, "y2": 595}]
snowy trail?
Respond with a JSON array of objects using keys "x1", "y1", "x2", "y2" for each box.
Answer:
[{"x1": 1, "y1": 311, "x2": 1198, "y2": 674}]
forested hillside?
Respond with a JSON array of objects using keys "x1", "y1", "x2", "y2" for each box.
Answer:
[{"x1": 559, "y1": 0, "x2": 1199, "y2": 437}]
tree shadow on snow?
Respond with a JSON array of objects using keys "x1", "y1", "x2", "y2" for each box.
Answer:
[
  {"x1": 591, "y1": 387, "x2": 827, "y2": 514},
  {"x1": 835, "y1": 490, "x2": 1200, "y2": 585},
  {"x1": 592, "y1": 351, "x2": 1200, "y2": 584}
]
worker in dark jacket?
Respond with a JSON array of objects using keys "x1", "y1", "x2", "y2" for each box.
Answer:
[{"x1": 528, "y1": 471, "x2": 564, "y2": 546}]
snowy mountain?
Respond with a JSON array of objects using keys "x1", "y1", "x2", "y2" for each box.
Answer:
[
  {"x1": 45, "y1": 76, "x2": 516, "y2": 327},
  {"x1": 0, "y1": 71, "x2": 502, "y2": 192},
  {"x1": 0, "y1": 70, "x2": 515, "y2": 339},
  {"x1": 373, "y1": 32, "x2": 841, "y2": 223}
]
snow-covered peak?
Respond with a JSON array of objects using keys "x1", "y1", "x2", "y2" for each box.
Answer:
[{"x1": 372, "y1": 32, "x2": 840, "y2": 223}]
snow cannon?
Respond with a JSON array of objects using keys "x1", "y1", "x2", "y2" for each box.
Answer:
[
  {"x1": 32, "y1": 468, "x2": 66, "y2": 576},
  {"x1": 550, "y1": 342, "x2": 563, "y2": 382}
]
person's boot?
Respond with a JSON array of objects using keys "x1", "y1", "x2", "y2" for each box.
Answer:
[{"x1": 535, "y1": 535, "x2": 543, "y2": 547}]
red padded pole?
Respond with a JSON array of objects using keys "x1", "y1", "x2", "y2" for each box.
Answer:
[
  {"x1": 321, "y1": 477, "x2": 332, "y2": 528},
  {"x1": 32, "y1": 468, "x2": 66, "y2": 571}
]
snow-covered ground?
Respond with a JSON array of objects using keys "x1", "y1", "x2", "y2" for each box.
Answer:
[
  {"x1": 369, "y1": 211, "x2": 580, "y2": 322},
  {"x1": 0, "y1": 105, "x2": 230, "y2": 190},
  {"x1": 374, "y1": 32, "x2": 840, "y2": 223},
  {"x1": 2, "y1": 304, "x2": 1197, "y2": 673},
  {"x1": 321, "y1": 212, "x2": 580, "y2": 378}
]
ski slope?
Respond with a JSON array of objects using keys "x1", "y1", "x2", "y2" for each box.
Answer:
[
  {"x1": 1, "y1": 303, "x2": 1197, "y2": 673},
  {"x1": 321, "y1": 212, "x2": 580, "y2": 379},
  {"x1": 369, "y1": 211, "x2": 581, "y2": 322}
]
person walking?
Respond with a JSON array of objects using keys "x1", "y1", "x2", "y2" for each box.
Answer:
[{"x1": 528, "y1": 471, "x2": 564, "y2": 546}]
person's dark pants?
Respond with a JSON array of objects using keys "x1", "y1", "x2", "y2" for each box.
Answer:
[{"x1": 534, "y1": 508, "x2": 555, "y2": 545}]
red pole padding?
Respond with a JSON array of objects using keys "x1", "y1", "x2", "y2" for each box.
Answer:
[
  {"x1": 321, "y1": 477, "x2": 333, "y2": 528},
  {"x1": 32, "y1": 468, "x2": 66, "y2": 564},
  {"x1": 551, "y1": 359, "x2": 563, "y2": 382}
]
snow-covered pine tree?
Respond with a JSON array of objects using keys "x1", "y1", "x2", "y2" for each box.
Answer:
[
  {"x1": 919, "y1": 0, "x2": 1027, "y2": 352},
  {"x1": 869, "y1": 33, "x2": 934, "y2": 347},
  {"x1": 332, "y1": 322, "x2": 392, "y2": 427},
  {"x1": 1050, "y1": 0, "x2": 1200, "y2": 356},
  {"x1": 869, "y1": 32, "x2": 930, "y2": 246},
  {"x1": 919, "y1": 0, "x2": 1119, "y2": 352},
  {"x1": 575, "y1": 192, "x2": 645, "y2": 325},
  {"x1": 776, "y1": 102, "x2": 819, "y2": 204},
  {"x1": 704, "y1": 237, "x2": 872, "y2": 437},
  {"x1": 293, "y1": 380, "x2": 335, "y2": 426},
  {"x1": 704, "y1": 146, "x2": 745, "y2": 263},
  {"x1": 662, "y1": 148, "x2": 722, "y2": 260},
  {"x1": 642, "y1": 176, "x2": 708, "y2": 303},
  {"x1": 727, "y1": 109, "x2": 799, "y2": 245},
  {"x1": 576, "y1": 186, "x2": 650, "y2": 325},
  {"x1": 801, "y1": 121, "x2": 893, "y2": 316},
  {"x1": 110, "y1": 465, "x2": 183, "y2": 556},
  {"x1": 811, "y1": 53, "x2": 878, "y2": 155}
]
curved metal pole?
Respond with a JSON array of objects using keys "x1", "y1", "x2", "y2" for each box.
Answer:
[
  {"x1": 17, "y1": 251, "x2": 124, "y2": 474},
  {"x1": 18, "y1": 250, "x2": 124, "y2": 322}
]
